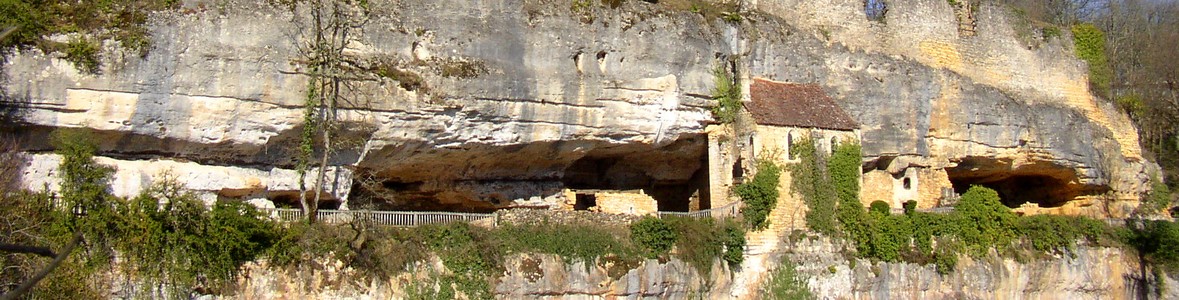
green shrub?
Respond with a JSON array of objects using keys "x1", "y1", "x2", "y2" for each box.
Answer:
[
  {"x1": 1072, "y1": 23, "x2": 1112, "y2": 96},
  {"x1": 1117, "y1": 93, "x2": 1146, "y2": 118},
  {"x1": 738, "y1": 160, "x2": 782, "y2": 230},
  {"x1": 662, "y1": 217, "x2": 746, "y2": 275},
  {"x1": 710, "y1": 63, "x2": 741, "y2": 123},
  {"x1": 722, "y1": 223, "x2": 746, "y2": 267},
  {"x1": 630, "y1": 217, "x2": 679, "y2": 259},
  {"x1": 63, "y1": 37, "x2": 101, "y2": 74},
  {"x1": 1127, "y1": 220, "x2": 1179, "y2": 272},
  {"x1": 867, "y1": 214, "x2": 914, "y2": 262},
  {"x1": 869, "y1": 201, "x2": 891, "y2": 216},
  {"x1": 952, "y1": 186, "x2": 1018, "y2": 257}
]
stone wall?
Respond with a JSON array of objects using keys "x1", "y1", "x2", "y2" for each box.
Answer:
[
  {"x1": 560, "y1": 189, "x2": 658, "y2": 216},
  {"x1": 862, "y1": 166, "x2": 953, "y2": 209}
]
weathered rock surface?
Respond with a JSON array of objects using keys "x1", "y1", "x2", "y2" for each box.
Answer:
[
  {"x1": 223, "y1": 254, "x2": 731, "y2": 300},
  {"x1": 210, "y1": 238, "x2": 1176, "y2": 299},
  {"x1": 785, "y1": 237, "x2": 1178, "y2": 300},
  {"x1": 1, "y1": 0, "x2": 1153, "y2": 211}
]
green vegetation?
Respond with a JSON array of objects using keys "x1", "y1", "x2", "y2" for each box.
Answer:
[
  {"x1": 1071, "y1": 23, "x2": 1113, "y2": 97},
  {"x1": 1139, "y1": 174, "x2": 1173, "y2": 216},
  {"x1": 813, "y1": 183, "x2": 1127, "y2": 274},
  {"x1": 3, "y1": 134, "x2": 745, "y2": 297},
  {"x1": 62, "y1": 37, "x2": 100, "y2": 74},
  {"x1": 1127, "y1": 220, "x2": 1179, "y2": 273},
  {"x1": 0, "y1": 131, "x2": 280, "y2": 297},
  {"x1": 710, "y1": 63, "x2": 741, "y2": 124},
  {"x1": 789, "y1": 137, "x2": 837, "y2": 235},
  {"x1": 759, "y1": 256, "x2": 815, "y2": 300},
  {"x1": 903, "y1": 200, "x2": 917, "y2": 215},
  {"x1": 117, "y1": 184, "x2": 282, "y2": 296},
  {"x1": 737, "y1": 160, "x2": 781, "y2": 230},
  {"x1": 788, "y1": 137, "x2": 864, "y2": 241},
  {"x1": 631, "y1": 217, "x2": 678, "y2": 258},
  {"x1": 662, "y1": 217, "x2": 746, "y2": 274},
  {"x1": 0, "y1": 0, "x2": 178, "y2": 72},
  {"x1": 1042, "y1": 26, "x2": 1062, "y2": 40}
]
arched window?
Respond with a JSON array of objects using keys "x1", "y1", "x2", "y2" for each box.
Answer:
[
  {"x1": 830, "y1": 136, "x2": 839, "y2": 154},
  {"x1": 786, "y1": 132, "x2": 794, "y2": 160}
]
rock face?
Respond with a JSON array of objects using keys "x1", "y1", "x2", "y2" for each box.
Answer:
[
  {"x1": 225, "y1": 254, "x2": 732, "y2": 299},
  {"x1": 216, "y1": 240, "x2": 1176, "y2": 299},
  {"x1": 1, "y1": 0, "x2": 1152, "y2": 211},
  {"x1": 785, "y1": 237, "x2": 1178, "y2": 300}
]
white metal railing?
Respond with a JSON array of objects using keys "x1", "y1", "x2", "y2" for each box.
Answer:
[
  {"x1": 263, "y1": 208, "x2": 497, "y2": 227},
  {"x1": 889, "y1": 206, "x2": 956, "y2": 214},
  {"x1": 266, "y1": 203, "x2": 742, "y2": 227},
  {"x1": 658, "y1": 202, "x2": 742, "y2": 219}
]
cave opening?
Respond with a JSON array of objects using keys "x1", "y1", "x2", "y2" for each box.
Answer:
[
  {"x1": 269, "y1": 193, "x2": 342, "y2": 210},
  {"x1": 948, "y1": 174, "x2": 1075, "y2": 208},
  {"x1": 944, "y1": 158, "x2": 1095, "y2": 209},
  {"x1": 560, "y1": 153, "x2": 709, "y2": 212}
]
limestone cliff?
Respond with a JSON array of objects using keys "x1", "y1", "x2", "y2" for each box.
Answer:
[
  {"x1": 201, "y1": 240, "x2": 1176, "y2": 299},
  {"x1": 1, "y1": 0, "x2": 1153, "y2": 213}
]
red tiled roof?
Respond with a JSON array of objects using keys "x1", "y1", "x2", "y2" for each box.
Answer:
[{"x1": 744, "y1": 78, "x2": 859, "y2": 131}]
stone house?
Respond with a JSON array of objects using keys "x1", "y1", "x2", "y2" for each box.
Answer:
[{"x1": 707, "y1": 78, "x2": 860, "y2": 228}]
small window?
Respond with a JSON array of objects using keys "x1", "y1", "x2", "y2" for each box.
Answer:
[
  {"x1": 903, "y1": 177, "x2": 912, "y2": 190},
  {"x1": 830, "y1": 136, "x2": 839, "y2": 154}
]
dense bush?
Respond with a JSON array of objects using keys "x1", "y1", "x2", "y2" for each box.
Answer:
[
  {"x1": 631, "y1": 217, "x2": 679, "y2": 259},
  {"x1": 117, "y1": 185, "x2": 281, "y2": 295},
  {"x1": 953, "y1": 186, "x2": 1019, "y2": 256},
  {"x1": 1127, "y1": 220, "x2": 1179, "y2": 272},
  {"x1": 832, "y1": 185, "x2": 1125, "y2": 274},
  {"x1": 0, "y1": 132, "x2": 284, "y2": 298},
  {"x1": 1014, "y1": 214, "x2": 1115, "y2": 256},
  {"x1": 662, "y1": 217, "x2": 746, "y2": 274},
  {"x1": 869, "y1": 201, "x2": 891, "y2": 216},
  {"x1": 738, "y1": 161, "x2": 782, "y2": 230}
]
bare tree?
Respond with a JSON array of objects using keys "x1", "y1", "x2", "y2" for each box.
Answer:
[{"x1": 286, "y1": 0, "x2": 373, "y2": 223}]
